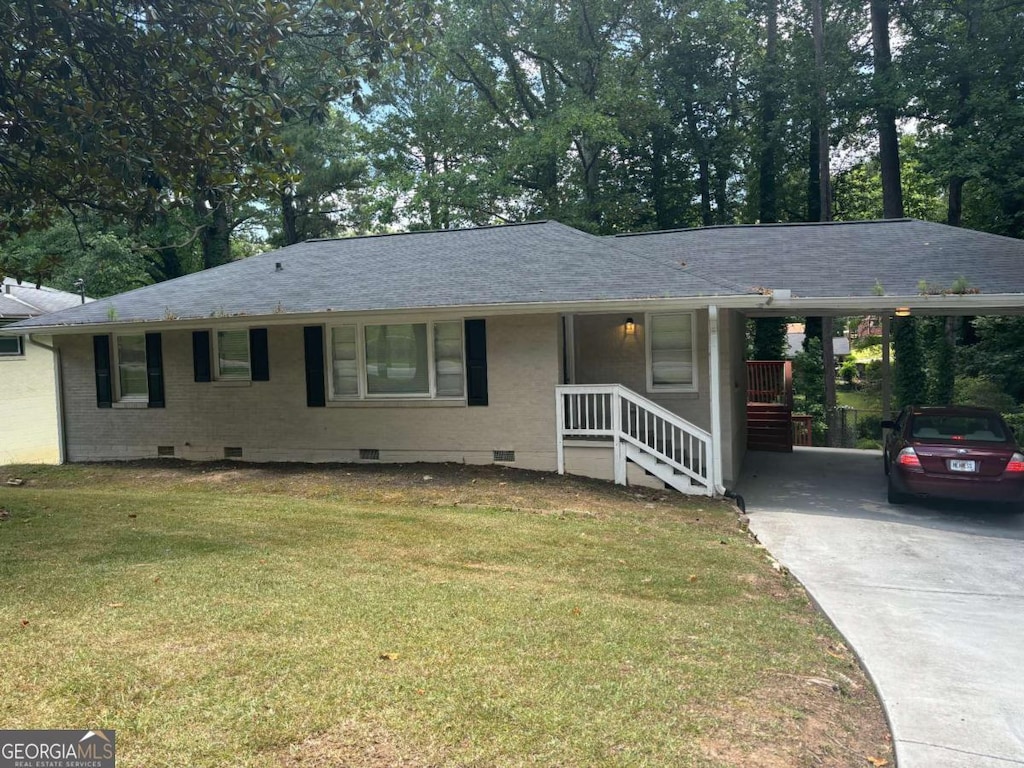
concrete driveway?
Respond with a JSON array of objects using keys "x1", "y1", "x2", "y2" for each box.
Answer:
[{"x1": 738, "y1": 447, "x2": 1024, "y2": 768}]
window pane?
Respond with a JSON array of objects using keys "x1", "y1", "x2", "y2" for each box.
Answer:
[
  {"x1": 0, "y1": 333, "x2": 22, "y2": 355},
  {"x1": 651, "y1": 314, "x2": 694, "y2": 387},
  {"x1": 365, "y1": 324, "x2": 429, "y2": 395},
  {"x1": 433, "y1": 321, "x2": 465, "y2": 397},
  {"x1": 331, "y1": 325, "x2": 358, "y2": 397},
  {"x1": 117, "y1": 335, "x2": 148, "y2": 399},
  {"x1": 217, "y1": 330, "x2": 251, "y2": 380}
]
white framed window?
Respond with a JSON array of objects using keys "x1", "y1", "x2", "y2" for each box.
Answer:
[
  {"x1": 215, "y1": 329, "x2": 251, "y2": 380},
  {"x1": 0, "y1": 322, "x2": 23, "y2": 357},
  {"x1": 646, "y1": 312, "x2": 697, "y2": 392},
  {"x1": 114, "y1": 334, "x2": 148, "y2": 401},
  {"x1": 328, "y1": 319, "x2": 465, "y2": 400}
]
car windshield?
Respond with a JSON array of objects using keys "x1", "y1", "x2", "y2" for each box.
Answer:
[{"x1": 910, "y1": 414, "x2": 1010, "y2": 443}]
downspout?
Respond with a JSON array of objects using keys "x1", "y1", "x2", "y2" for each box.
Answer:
[
  {"x1": 29, "y1": 335, "x2": 67, "y2": 465},
  {"x1": 707, "y1": 306, "x2": 726, "y2": 496}
]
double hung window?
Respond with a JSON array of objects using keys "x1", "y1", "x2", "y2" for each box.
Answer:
[
  {"x1": 329, "y1": 320, "x2": 464, "y2": 400},
  {"x1": 115, "y1": 334, "x2": 148, "y2": 400},
  {"x1": 646, "y1": 312, "x2": 697, "y2": 392}
]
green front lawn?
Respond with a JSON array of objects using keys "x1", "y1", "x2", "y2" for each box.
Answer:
[{"x1": 0, "y1": 463, "x2": 890, "y2": 767}]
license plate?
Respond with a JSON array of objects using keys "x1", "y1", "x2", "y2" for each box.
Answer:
[{"x1": 949, "y1": 459, "x2": 977, "y2": 472}]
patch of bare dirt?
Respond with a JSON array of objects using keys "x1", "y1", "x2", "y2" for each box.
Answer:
[
  {"x1": 57, "y1": 459, "x2": 731, "y2": 522},
  {"x1": 276, "y1": 720, "x2": 435, "y2": 768},
  {"x1": 699, "y1": 640, "x2": 894, "y2": 768}
]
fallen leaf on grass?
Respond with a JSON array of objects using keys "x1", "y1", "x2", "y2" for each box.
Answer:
[
  {"x1": 379, "y1": 652, "x2": 399, "y2": 661},
  {"x1": 688, "y1": 574, "x2": 698, "y2": 582},
  {"x1": 20, "y1": 619, "x2": 29, "y2": 627},
  {"x1": 127, "y1": 513, "x2": 137, "y2": 519},
  {"x1": 866, "y1": 758, "x2": 889, "y2": 767},
  {"x1": 107, "y1": 603, "x2": 125, "y2": 609}
]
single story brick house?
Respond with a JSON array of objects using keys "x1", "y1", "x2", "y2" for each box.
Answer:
[
  {"x1": 0, "y1": 278, "x2": 90, "y2": 464},
  {"x1": 5, "y1": 218, "x2": 1024, "y2": 495}
]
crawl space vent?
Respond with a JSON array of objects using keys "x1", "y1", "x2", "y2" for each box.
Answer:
[
  {"x1": 493, "y1": 450, "x2": 516, "y2": 463},
  {"x1": 157, "y1": 446, "x2": 175, "y2": 458},
  {"x1": 223, "y1": 447, "x2": 243, "y2": 459},
  {"x1": 359, "y1": 448, "x2": 380, "y2": 461}
]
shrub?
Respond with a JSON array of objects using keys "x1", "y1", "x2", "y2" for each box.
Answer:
[
  {"x1": 839, "y1": 359, "x2": 858, "y2": 385},
  {"x1": 857, "y1": 414, "x2": 883, "y2": 440},
  {"x1": 954, "y1": 376, "x2": 1017, "y2": 411}
]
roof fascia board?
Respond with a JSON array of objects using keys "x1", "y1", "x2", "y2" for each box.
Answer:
[
  {"x1": 762, "y1": 294, "x2": 1024, "y2": 315},
  {"x1": 12, "y1": 295, "x2": 768, "y2": 335}
]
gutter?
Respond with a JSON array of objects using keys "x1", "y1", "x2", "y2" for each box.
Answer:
[
  {"x1": 7, "y1": 294, "x2": 771, "y2": 335},
  {"x1": 28, "y1": 335, "x2": 67, "y2": 465},
  {"x1": 760, "y1": 293, "x2": 1024, "y2": 315}
]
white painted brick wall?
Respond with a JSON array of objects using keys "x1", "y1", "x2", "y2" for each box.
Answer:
[{"x1": 57, "y1": 315, "x2": 562, "y2": 471}]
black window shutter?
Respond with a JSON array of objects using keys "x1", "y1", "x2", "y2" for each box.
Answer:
[
  {"x1": 145, "y1": 332, "x2": 165, "y2": 408},
  {"x1": 465, "y1": 319, "x2": 488, "y2": 406},
  {"x1": 93, "y1": 335, "x2": 112, "y2": 408},
  {"x1": 192, "y1": 331, "x2": 211, "y2": 382},
  {"x1": 303, "y1": 325, "x2": 326, "y2": 407},
  {"x1": 250, "y1": 328, "x2": 270, "y2": 381}
]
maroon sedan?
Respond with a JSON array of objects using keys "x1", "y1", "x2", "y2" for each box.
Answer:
[{"x1": 882, "y1": 406, "x2": 1024, "y2": 507}]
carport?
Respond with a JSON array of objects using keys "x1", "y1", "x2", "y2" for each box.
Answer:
[{"x1": 738, "y1": 447, "x2": 1024, "y2": 768}]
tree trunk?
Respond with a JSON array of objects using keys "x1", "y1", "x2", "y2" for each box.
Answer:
[
  {"x1": 650, "y1": 123, "x2": 671, "y2": 229},
  {"x1": 947, "y1": 176, "x2": 965, "y2": 226},
  {"x1": 810, "y1": 0, "x2": 831, "y2": 221},
  {"x1": 807, "y1": 117, "x2": 821, "y2": 221},
  {"x1": 281, "y1": 191, "x2": 299, "y2": 246},
  {"x1": 757, "y1": 0, "x2": 779, "y2": 223},
  {"x1": 199, "y1": 192, "x2": 232, "y2": 269},
  {"x1": 686, "y1": 102, "x2": 714, "y2": 226},
  {"x1": 870, "y1": 0, "x2": 904, "y2": 218}
]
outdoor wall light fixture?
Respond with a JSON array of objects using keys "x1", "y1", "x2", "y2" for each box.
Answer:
[
  {"x1": 894, "y1": 307, "x2": 912, "y2": 317},
  {"x1": 625, "y1": 317, "x2": 636, "y2": 335}
]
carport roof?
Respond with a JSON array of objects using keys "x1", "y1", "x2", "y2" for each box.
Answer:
[{"x1": 614, "y1": 218, "x2": 1024, "y2": 299}]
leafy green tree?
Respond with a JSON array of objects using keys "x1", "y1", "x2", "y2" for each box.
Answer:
[
  {"x1": 960, "y1": 316, "x2": 1024, "y2": 403},
  {"x1": 0, "y1": 219, "x2": 151, "y2": 297},
  {"x1": 920, "y1": 316, "x2": 956, "y2": 405},
  {"x1": 750, "y1": 318, "x2": 789, "y2": 360},
  {"x1": 893, "y1": 316, "x2": 927, "y2": 408},
  {"x1": 0, "y1": 0, "x2": 426, "y2": 270}
]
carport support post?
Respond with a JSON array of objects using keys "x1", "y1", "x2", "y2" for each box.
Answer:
[
  {"x1": 881, "y1": 315, "x2": 892, "y2": 420},
  {"x1": 708, "y1": 305, "x2": 724, "y2": 494},
  {"x1": 823, "y1": 316, "x2": 837, "y2": 446}
]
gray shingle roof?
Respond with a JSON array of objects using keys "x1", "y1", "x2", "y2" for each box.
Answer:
[
  {"x1": 8, "y1": 218, "x2": 1024, "y2": 332},
  {"x1": 9, "y1": 221, "x2": 751, "y2": 330},
  {"x1": 0, "y1": 277, "x2": 90, "y2": 319},
  {"x1": 614, "y1": 218, "x2": 1024, "y2": 298}
]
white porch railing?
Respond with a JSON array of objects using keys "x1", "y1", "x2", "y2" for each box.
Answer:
[{"x1": 555, "y1": 384, "x2": 714, "y2": 496}]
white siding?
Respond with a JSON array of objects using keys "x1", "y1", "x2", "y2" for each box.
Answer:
[{"x1": 0, "y1": 335, "x2": 61, "y2": 464}]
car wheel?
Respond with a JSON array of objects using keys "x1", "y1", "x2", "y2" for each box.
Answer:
[{"x1": 887, "y1": 476, "x2": 906, "y2": 505}]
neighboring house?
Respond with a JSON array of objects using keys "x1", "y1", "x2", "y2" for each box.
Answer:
[
  {"x1": 0, "y1": 277, "x2": 90, "y2": 464},
  {"x1": 785, "y1": 323, "x2": 852, "y2": 360},
  {"x1": 6, "y1": 218, "x2": 1024, "y2": 495}
]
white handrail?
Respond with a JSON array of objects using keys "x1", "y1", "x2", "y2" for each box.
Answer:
[{"x1": 555, "y1": 384, "x2": 714, "y2": 495}]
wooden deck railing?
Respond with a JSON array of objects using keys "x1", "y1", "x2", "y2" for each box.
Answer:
[{"x1": 746, "y1": 360, "x2": 793, "y2": 407}]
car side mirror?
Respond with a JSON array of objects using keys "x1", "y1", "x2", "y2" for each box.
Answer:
[{"x1": 880, "y1": 420, "x2": 897, "y2": 430}]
